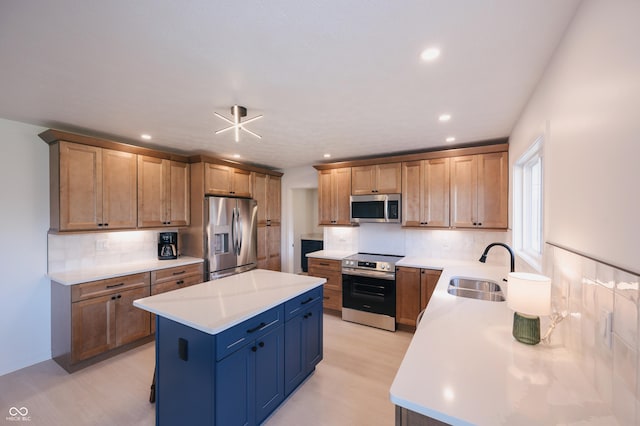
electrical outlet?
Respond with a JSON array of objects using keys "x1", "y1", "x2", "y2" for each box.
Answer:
[
  {"x1": 96, "y1": 239, "x2": 109, "y2": 251},
  {"x1": 600, "y1": 309, "x2": 613, "y2": 349}
]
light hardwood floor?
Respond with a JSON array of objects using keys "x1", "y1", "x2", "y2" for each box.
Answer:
[{"x1": 0, "y1": 314, "x2": 413, "y2": 425}]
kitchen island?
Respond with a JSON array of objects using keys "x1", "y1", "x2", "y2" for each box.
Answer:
[
  {"x1": 390, "y1": 258, "x2": 617, "y2": 425},
  {"x1": 133, "y1": 269, "x2": 326, "y2": 426}
]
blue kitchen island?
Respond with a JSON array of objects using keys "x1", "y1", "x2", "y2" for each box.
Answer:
[{"x1": 133, "y1": 269, "x2": 326, "y2": 426}]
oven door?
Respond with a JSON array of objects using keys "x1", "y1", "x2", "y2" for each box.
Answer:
[{"x1": 342, "y1": 273, "x2": 396, "y2": 317}]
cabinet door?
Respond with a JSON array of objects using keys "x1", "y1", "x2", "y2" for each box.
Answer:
[
  {"x1": 450, "y1": 155, "x2": 478, "y2": 228},
  {"x1": 168, "y1": 160, "x2": 190, "y2": 226},
  {"x1": 334, "y1": 168, "x2": 352, "y2": 225},
  {"x1": 204, "y1": 163, "x2": 233, "y2": 195},
  {"x1": 101, "y1": 148, "x2": 137, "y2": 229},
  {"x1": 267, "y1": 224, "x2": 281, "y2": 271},
  {"x1": 477, "y1": 152, "x2": 508, "y2": 229},
  {"x1": 318, "y1": 170, "x2": 334, "y2": 225},
  {"x1": 255, "y1": 326, "x2": 285, "y2": 424},
  {"x1": 216, "y1": 343, "x2": 255, "y2": 426},
  {"x1": 137, "y1": 156, "x2": 168, "y2": 227},
  {"x1": 59, "y1": 142, "x2": 103, "y2": 230},
  {"x1": 402, "y1": 161, "x2": 422, "y2": 227},
  {"x1": 115, "y1": 286, "x2": 151, "y2": 346},
  {"x1": 420, "y1": 269, "x2": 441, "y2": 311},
  {"x1": 257, "y1": 225, "x2": 268, "y2": 269},
  {"x1": 376, "y1": 163, "x2": 402, "y2": 193},
  {"x1": 351, "y1": 165, "x2": 375, "y2": 195},
  {"x1": 71, "y1": 294, "x2": 115, "y2": 362},
  {"x1": 423, "y1": 158, "x2": 450, "y2": 227},
  {"x1": 267, "y1": 175, "x2": 281, "y2": 223},
  {"x1": 231, "y1": 168, "x2": 252, "y2": 198},
  {"x1": 395, "y1": 267, "x2": 421, "y2": 326},
  {"x1": 253, "y1": 172, "x2": 268, "y2": 224},
  {"x1": 284, "y1": 313, "x2": 305, "y2": 396},
  {"x1": 304, "y1": 302, "x2": 323, "y2": 372}
]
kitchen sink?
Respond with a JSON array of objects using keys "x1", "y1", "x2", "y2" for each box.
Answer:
[{"x1": 447, "y1": 277, "x2": 505, "y2": 302}]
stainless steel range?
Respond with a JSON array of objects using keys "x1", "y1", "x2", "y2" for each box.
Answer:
[{"x1": 341, "y1": 253, "x2": 404, "y2": 331}]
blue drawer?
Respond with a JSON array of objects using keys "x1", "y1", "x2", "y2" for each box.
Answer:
[
  {"x1": 284, "y1": 286, "x2": 323, "y2": 322},
  {"x1": 216, "y1": 305, "x2": 284, "y2": 361}
]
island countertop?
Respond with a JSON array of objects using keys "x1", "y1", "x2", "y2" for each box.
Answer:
[
  {"x1": 390, "y1": 257, "x2": 616, "y2": 425},
  {"x1": 133, "y1": 269, "x2": 326, "y2": 335}
]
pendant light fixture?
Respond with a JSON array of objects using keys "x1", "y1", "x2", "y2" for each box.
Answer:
[{"x1": 214, "y1": 105, "x2": 263, "y2": 142}]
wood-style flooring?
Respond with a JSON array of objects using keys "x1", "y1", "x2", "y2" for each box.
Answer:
[{"x1": 0, "y1": 314, "x2": 413, "y2": 425}]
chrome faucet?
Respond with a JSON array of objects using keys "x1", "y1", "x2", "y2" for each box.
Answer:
[{"x1": 479, "y1": 243, "x2": 515, "y2": 273}]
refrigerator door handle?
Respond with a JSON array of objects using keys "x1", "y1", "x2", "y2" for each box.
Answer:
[
  {"x1": 231, "y1": 207, "x2": 237, "y2": 255},
  {"x1": 237, "y1": 209, "x2": 243, "y2": 255}
]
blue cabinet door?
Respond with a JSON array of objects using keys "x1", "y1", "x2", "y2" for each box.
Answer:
[
  {"x1": 304, "y1": 301, "x2": 323, "y2": 372},
  {"x1": 215, "y1": 343, "x2": 255, "y2": 426},
  {"x1": 284, "y1": 312, "x2": 304, "y2": 395},
  {"x1": 255, "y1": 325, "x2": 285, "y2": 423}
]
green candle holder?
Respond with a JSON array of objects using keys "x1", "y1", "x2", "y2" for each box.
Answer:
[{"x1": 512, "y1": 312, "x2": 540, "y2": 345}]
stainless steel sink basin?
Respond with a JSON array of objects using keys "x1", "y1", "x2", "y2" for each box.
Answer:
[{"x1": 447, "y1": 277, "x2": 505, "y2": 302}]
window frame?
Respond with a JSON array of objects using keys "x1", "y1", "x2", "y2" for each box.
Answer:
[{"x1": 513, "y1": 136, "x2": 544, "y2": 271}]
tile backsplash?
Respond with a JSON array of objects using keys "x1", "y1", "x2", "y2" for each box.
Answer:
[
  {"x1": 47, "y1": 230, "x2": 166, "y2": 273},
  {"x1": 547, "y1": 244, "x2": 640, "y2": 424}
]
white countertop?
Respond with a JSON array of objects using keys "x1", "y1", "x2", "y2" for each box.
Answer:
[
  {"x1": 48, "y1": 256, "x2": 204, "y2": 285},
  {"x1": 133, "y1": 269, "x2": 326, "y2": 335},
  {"x1": 305, "y1": 250, "x2": 355, "y2": 260},
  {"x1": 390, "y1": 257, "x2": 616, "y2": 425}
]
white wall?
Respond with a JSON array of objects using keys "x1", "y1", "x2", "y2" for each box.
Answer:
[
  {"x1": 0, "y1": 118, "x2": 50, "y2": 376},
  {"x1": 509, "y1": 0, "x2": 640, "y2": 273}
]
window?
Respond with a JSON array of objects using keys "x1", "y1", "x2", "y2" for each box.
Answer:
[{"x1": 514, "y1": 136, "x2": 544, "y2": 270}]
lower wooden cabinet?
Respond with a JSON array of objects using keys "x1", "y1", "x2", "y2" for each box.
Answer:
[
  {"x1": 396, "y1": 267, "x2": 442, "y2": 327},
  {"x1": 52, "y1": 272, "x2": 151, "y2": 371},
  {"x1": 307, "y1": 257, "x2": 342, "y2": 311}
]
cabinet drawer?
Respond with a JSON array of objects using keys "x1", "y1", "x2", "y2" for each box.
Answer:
[
  {"x1": 308, "y1": 258, "x2": 341, "y2": 273},
  {"x1": 151, "y1": 274, "x2": 203, "y2": 295},
  {"x1": 216, "y1": 305, "x2": 284, "y2": 361},
  {"x1": 151, "y1": 263, "x2": 203, "y2": 284},
  {"x1": 284, "y1": 287, "x2": 323, "y2": 321},
  {"x1": 72, "y1": 273, "x2": 150, "y2": 302},
  {"x1": 322, "y1": 288, "x2": 342, "y2": 311}
]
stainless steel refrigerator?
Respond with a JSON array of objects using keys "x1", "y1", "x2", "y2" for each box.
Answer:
[{"x1": 205, "y1": 196, "x2": 258, "y2": 280}]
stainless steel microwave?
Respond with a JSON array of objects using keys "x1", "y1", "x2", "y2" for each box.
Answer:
[{"x1": 350, "y1": 194, "x2": 401, "y2": 223}]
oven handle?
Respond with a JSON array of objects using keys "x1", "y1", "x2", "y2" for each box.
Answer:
[
  {"x1": 353, "y1": 283, "x2": 386, "y2": 298},
  {"x1": 342, "y1": 268, "x2": 395, "y2": 280}
]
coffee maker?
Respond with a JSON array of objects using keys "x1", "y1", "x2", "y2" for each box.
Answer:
[{"x1": 158, "y1": 232, "x2": 178, "y2": 260}]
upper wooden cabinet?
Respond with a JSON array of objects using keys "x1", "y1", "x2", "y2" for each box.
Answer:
[
  {"x1": 402, "y1": 158, "x2": 450, "y2": 228},
  {"x1": 253, "y1": 173, "x2": 282, "y2": 271},
  {"x1": 54, "y1": 141, "x2": 137, "y2": 231},
  {"x1": 351, "y1": 163, "x2": 401, "y2": 194},
  {"x1": 318, "y1": 168, "x2": 352, "y2": 225},
  {"x1": 137, "y1": 156, "x2": 190, "y2": 228},
  {"x1": 450, "y1": 152, "x2": 508, "y2": 229},
  {"x1": 204, "y1": 163, "x2": 252, "y2": 197}
]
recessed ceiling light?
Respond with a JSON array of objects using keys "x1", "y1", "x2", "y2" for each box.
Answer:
[
  {"x1": 141, "y1": 134, "x2": 152, "y2": 140},
  {"x1": 232, "y1": 154, "x2": 241, "y2": 159},
  {"x1": 438, "y1": 114, "x2": 451, "y2": 122},
  {"x1": 323, "y1": 154, "x2": 331, "y2": 158},
  {"x1": 420, "y1": 47, "x2": 440, "y2": 62},
  {"x1": 446, "y1": 137, "x2": 456, "y2": 143}
]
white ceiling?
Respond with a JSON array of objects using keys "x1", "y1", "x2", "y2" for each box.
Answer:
[{"x1": 0, "y1": 1, "x2": 580, "y2": 170}]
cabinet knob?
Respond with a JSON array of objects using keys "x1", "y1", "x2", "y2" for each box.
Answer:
[
  {"x1": 258, "y1": 341, "x2": 265, "y2": 348},
  {"x1": 251, "y1": 346, "x2": 257, "y2": 352}
]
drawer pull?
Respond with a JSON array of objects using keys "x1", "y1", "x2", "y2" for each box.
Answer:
[
  {"x1": 323, "y1": 296, "x2": 330, "y2": 300},
  {"x1": 176, "y1": 280, "x2": 185, "y2": 285},
  {"x1": 106, "y1": 283, "x2": 125, "y2": 289},
  {"x1": 247, "y1": 322, "x2": 266, "y2": 333},
  {"x1": 172, "y1": 270, "x2": 186, "y2": 275},
  {"x1": 319, "y1": 262, "x2": 330, "y2": 266},
  {"x1": 300, "y1": 297, "x2": 314, "y2": 305}
]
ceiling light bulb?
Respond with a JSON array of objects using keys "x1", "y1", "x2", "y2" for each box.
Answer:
[
  {"x1": 323, "y1": 154, "x2": 331, "y2": 158},
  {"x1": 420, "y1": 47, "x2": 440, "y2": 62},
  {"x1": 232, "y1": 154, "x2": 241, "y2": 159},
  {"x1": 439, "y1": 114, "x2": 451, "y2": 122},
  {"x1": 141, "y1": 134, "x2": 152, "y2": 140},
  {"x1": 446, "y1": 137, "x2": 456, "y2": 142}
]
